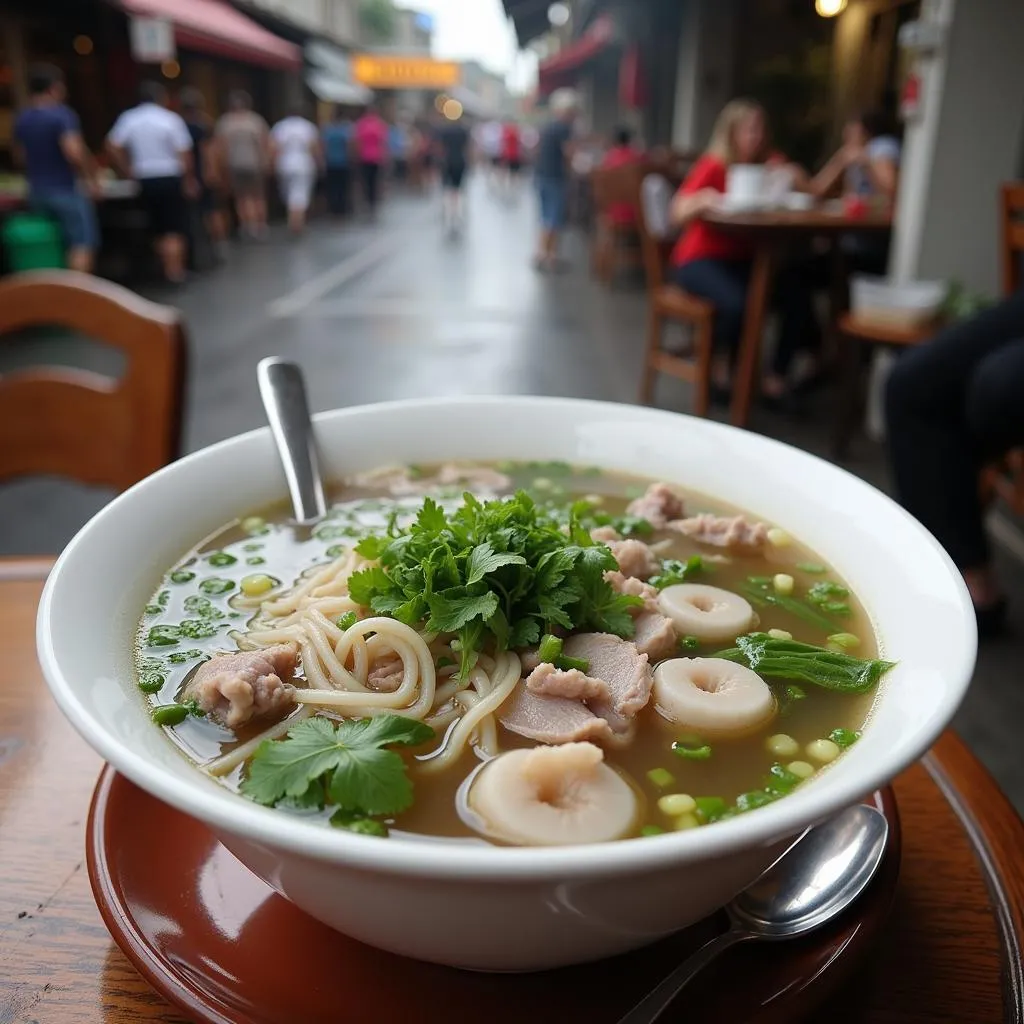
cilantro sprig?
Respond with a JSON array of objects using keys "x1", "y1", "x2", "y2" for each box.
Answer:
[
  {"x1": 347, "y1": 492, "x2": 643, "y2": 678},
  {"x1": 240, "y1": 714, "x2": 434, "y2": 831}
]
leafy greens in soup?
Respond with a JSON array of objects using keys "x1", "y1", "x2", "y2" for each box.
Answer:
[{"x1": 136, "y1": 463, "x2": 893, "y2": 846}]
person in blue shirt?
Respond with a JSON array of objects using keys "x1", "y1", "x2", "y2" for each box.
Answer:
[
  {"x1": 389, "y1": 119, "x2": 410, "y2": 183},
  {"x1": 13, "y1": 64, "x2": 100, "y2": 273},
  {"x1": 321, "y1": 106, "x2": 353, "y2": 218}
]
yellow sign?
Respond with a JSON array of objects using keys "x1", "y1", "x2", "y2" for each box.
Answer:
[{"x1": 352, "y1": 54, "x2": 460, "y2": 90}]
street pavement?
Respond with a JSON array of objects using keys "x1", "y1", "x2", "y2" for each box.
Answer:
[{"x1": 3, "y1": 170, "x2": 1024, "y2": 813}]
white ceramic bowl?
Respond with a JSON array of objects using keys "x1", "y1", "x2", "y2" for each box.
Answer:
[{"x1": 37, "y1": 397, "x2": 976, "y2": 971}]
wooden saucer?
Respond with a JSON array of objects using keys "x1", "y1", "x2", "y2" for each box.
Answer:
[{"x1": 86, "y1": 766, "x2": 901, "y2": 1024}]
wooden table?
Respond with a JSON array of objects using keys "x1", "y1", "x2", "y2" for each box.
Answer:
[
  {"x1": 701, "y1": 206, "x2": 892, "y2": 428},
  {"x1": 2, "y1": 557, "x2": 1023, "y2": 1023}
]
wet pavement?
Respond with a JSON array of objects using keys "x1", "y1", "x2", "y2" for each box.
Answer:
[{"x1": 4, "y1": 171, "x2": 1024, "y2": 813}]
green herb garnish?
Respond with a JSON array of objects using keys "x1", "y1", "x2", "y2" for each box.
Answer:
[
  {"x1": 170, "y1": 569, "x2": 196, "y2": 584},
  {"x1": 673, "y1": 740, "x2": 712, "y2": 761},
  {"x1": 537, "y1": 633, "x2": 590, "y2": 673},
  {"x1": 694, "y1": 796, "x2": 729, "y2": 824},
  {"x1": 331, "y1": 810, "x2": 389, "y2": 837},
  {"x1": 167, "y1": 649, "x2": 207, "y2": 664},
  {"x1": 680, "y1": 635, "x2": 700, "y2": 652},
  {"x1": 347, "y1": 493, "x2": 642, "y2": 679},
  {"x1": 796, "y1": 563, "x2": 827, "y2": 574},
  {"x1": 241, "y1": 714, "x2": 434, "y2": 820},
  {"x1": 199, "y1": 577, "x2": 235, "y2": 596},
  {"x1": 741, "y1": 580, "x2": 839, "y2": 632},
  {"x1": 650, "y1": 555, "x2": 704, "y2": 591},
  {"x1": 151, "y1": 703, "x2": 189, "y2": 726},
  {"x1": 829, "y1": 728, "x2": 861, "y2": 749},
  {"x1": 138, "y1": 671, "x2": 165, "y2": 694},
  {"x1": 207, "y1": 552, "x2": 237, "y2": 568},
  {"x1": 337, "y1": 611, "x2": 359, "y2": 632},
  {"x1": 146, "y1": 624, "x2": 181, "y2": 647},
  {"x1": 715, "y1": 633, "x2": 895, "y2": 694}
]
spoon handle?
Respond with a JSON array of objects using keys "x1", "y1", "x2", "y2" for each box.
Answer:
[
  {"x1": 257, "y1": 358, "x2": 327, "y2": 525},
  {"x1": 615, "y1": 929, "x2": 752, "y2": 1024}
]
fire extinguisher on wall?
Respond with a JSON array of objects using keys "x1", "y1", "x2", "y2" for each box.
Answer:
[{"x1": 900, "y1": 67, "x2": 922, "y2": 122}]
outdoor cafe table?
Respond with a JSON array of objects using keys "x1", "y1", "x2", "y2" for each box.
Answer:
[
  {"x1": 700, "y1": 206, "x2": 893, "y2": 429},
  {"x1": 2, "y1": 556, "x2": 1023, "y2": 1022}
]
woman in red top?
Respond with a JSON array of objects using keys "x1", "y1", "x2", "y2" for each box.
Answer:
[
  {"x1": 598, "y1": 126, "x2": 641, "y2": 227},
  {"x1": 669, "y1": 99, "x2": 816, "y2": 401}
]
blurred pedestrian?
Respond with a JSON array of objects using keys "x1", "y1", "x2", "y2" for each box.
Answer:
[
  {"x1": 13, "y1": 63, "x2": 100, "y2": 273},
  {"x1": 389, "y1": 117, "x2": 411, "y2": 184},
  {"x1": 533, "y1": 88, "x2": 578, "y2": 272},
  {"x1": 322, "y1": 105, "x2": 354, "y2": 218},
  {"x1": 886, "y1": 291, "x2": 1024, "y2": 634},
  {"x1": 354, "y1": 102, "x2": 389, "y2": 219},
  {"x1": 271, "y1": 105, "x2": 322, "y2": 235},
  {"x1": 474, "y1": 119, "x2": 502, "y2": 186},
  {"x1": 107, "y1": 81, "x2": 195, "y2": 284},
  {"x1": 180, "y1": 87, "x2": 226, "y2": 261},
  {"x1": 215, "y1": 90, "x2": 270, "y2": 240},
  {"x1": 500, "y1": 120, "x2": 523, "y2": 196},
  {"x1": 597, "y1": 125, "x2": 642, "y2": 227},
  {"x1": 436, "y1": 111, "x2": 471, "y2": 235}
]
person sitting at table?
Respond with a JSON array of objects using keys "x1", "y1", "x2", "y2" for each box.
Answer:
[
  {"x1": 13, "y1": 64, "x2": 101, "y2": 274},
  {"x1": 668, "y1": 98, "x2": 818, "y2": 402},
  {"x1": 885, "y1": 290, "x2": 1024, "y2": 634},
  {"x1": 597, "y1": 126, "x2": 642, "y2": 228},
  {"x1": 769, "y1": 111, "x2": 904, "y2": 399},
  {"x1": 107, "y1": 81, "x2": 196, "y2": 285}
]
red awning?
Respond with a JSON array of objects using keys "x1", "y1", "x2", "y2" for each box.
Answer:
[
  {"x1": 538, "y1": 14, "x2": 618, "y2": 96},
  {"x1": 117, "y1": 0, "x2": 302, "y2": 71}
]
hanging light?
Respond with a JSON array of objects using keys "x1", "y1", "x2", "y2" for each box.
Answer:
[
  {"x1": 442, "y1": 98, "x2": 463, "y2": 121},
  {"x1": 547, "y1": 3, "x2": 570, "y2": 27},
  {"x1": 73, "y1": 35, "x2": 94, "y2": 56},
  {"x1": 161, "y1": 59, "x2": 181, "y2": 79},
  {"x1": 815, "y1": 0, "x2": 847, "y2": 16}
]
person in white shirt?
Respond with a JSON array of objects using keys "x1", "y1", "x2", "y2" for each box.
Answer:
[
  {"x1": 270, "y1": 107, "x2": 323, "y2": 235},
  {"x1": 107, "y1": 81, "x2": 195, "y2": 283}
]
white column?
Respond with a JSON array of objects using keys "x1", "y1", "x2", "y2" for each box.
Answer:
[
  {"x1": 670, "y1": 0, "x2": 738, "y2": 153},
  {"x1": 891, "y1": 0, "x2": 1024, "y2": 292}
]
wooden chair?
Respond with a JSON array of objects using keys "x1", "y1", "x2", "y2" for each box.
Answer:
[
  {"x1": 635, "y1": 170, "x2": 714, "y2": 416},
  {"x1": 589, "y1": 162, "x2": 643, "y2": 286},
  {"x1": 0, "y1": 271, "x2": 187, "y2": 490}
]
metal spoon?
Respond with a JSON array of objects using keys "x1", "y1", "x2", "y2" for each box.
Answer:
[
  {"x1": 617, "y1": 803, "x2": 889, "y2": 1024},
  {"x1": 257, "y1": 358, "x2": 326, "y2": 525}
]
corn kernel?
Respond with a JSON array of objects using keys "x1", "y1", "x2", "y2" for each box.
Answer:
[
  {"x1": 673, "y1": 812, "x2": 700, "y2": 830},
  {"x1": 658, "y1": 793, "x2": 697, "y2": 816},
  {"x1": 806, "y1": 739, "x2": 841, "y2": 764},
  {"x1": 827, "y1": 632, "x2": 860, "y2": 649},
  {"x1": 767, "y1": 628, "x2": 792, "y2": 641},
  {"x1": 766, "y1": 733, "x2": 800, "y2": 758},
  {"x1": 240, "y1": 573, "x2": 278, "y2": 597},
  {"x1": 787, "y1": 760, "x2": 816, "y2": 779},
  {"x1": 773, "y1": 573, "x2": 795, "y2": 595},
  {"x1": 767, "y1": 527, "x2": 791, "y2": 547}
]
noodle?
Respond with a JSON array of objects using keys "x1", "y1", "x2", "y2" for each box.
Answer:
[
  {"x1": 236, "y1": 549, "x2": 523, "y2": 770},
  {"x1": 205, "y1": 706, "x2": 313, "y2": 777}
]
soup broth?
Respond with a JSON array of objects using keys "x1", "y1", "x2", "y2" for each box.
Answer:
[{"x1": 136, "y1": 463, "x2": 888, "y2": 846}]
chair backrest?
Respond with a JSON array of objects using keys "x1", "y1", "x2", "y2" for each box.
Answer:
[
  {"x1": 0, "y1": 271, "x2": 187, "y2": 491},
  {"x1": 1000, "y1": 182, "x2": 1024, "y2": 296},
  {"x1": 590, "y1": 161, "x2": 643, "y2": 218},
  {"x1": 636, "y1": 170, "x2": 675, "y2": 291}
]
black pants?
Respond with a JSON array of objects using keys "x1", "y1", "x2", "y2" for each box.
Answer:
[
  {"x1": 885, "y1": 290, "x2": 1024, "y2": 569},
  {"x1": 670, "y1": 257, "x2": 819, "y2": 373},
  {"x1": 326, "y1": 165, "x2": 352, "y2": 216},
  {"x1": 361, "y1": 162, "x2": 380, "y2": 211}
]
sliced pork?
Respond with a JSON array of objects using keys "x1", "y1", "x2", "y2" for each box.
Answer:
[
  {"x1": 668, "y1": 514, "x2": 769, "y2": 553},
  {"x1": 608, "y1": 539, "x2": 661, "y2": 581},
  {"x1": 500, "y1": 687, "x2": 616, "y2": 746},
  {"x1": 526, "y1": 663, "x2": 611, "y2": 701},
  {"x1": 184, "y1": 644, "x2": 297, "y2": 730},
  {"x1": 367, "y1": 654, "x2": 404, "y2": 693},
  {"x1": 626, "y1": 482, "x2": 685, "y2": 528},
  {"x1": 562, "y1": 633, "x2": 654, "y2": 736},
  {"x1": 604, "y1": 570, "x2": 660, "y2": 613},
  {"x1": 632, "y1": 612, "x2": 679, "y2": 662}
]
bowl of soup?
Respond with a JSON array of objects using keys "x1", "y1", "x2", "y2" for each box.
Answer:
[{"x1": 37, "y1": 396, "x2": 975, "y2": 971}]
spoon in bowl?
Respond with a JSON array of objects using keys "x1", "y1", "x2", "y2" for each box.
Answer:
[
  {"x1": 257, "y1": 357, "x2": 326, "y2": 525},
  {"x1": 616, "y1": 803, "x2": 889, "y2": 1024}
]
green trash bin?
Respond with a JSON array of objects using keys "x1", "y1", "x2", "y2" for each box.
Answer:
[{"x1": 2, "y1": 212, "x2": 65, "y2": 272}]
